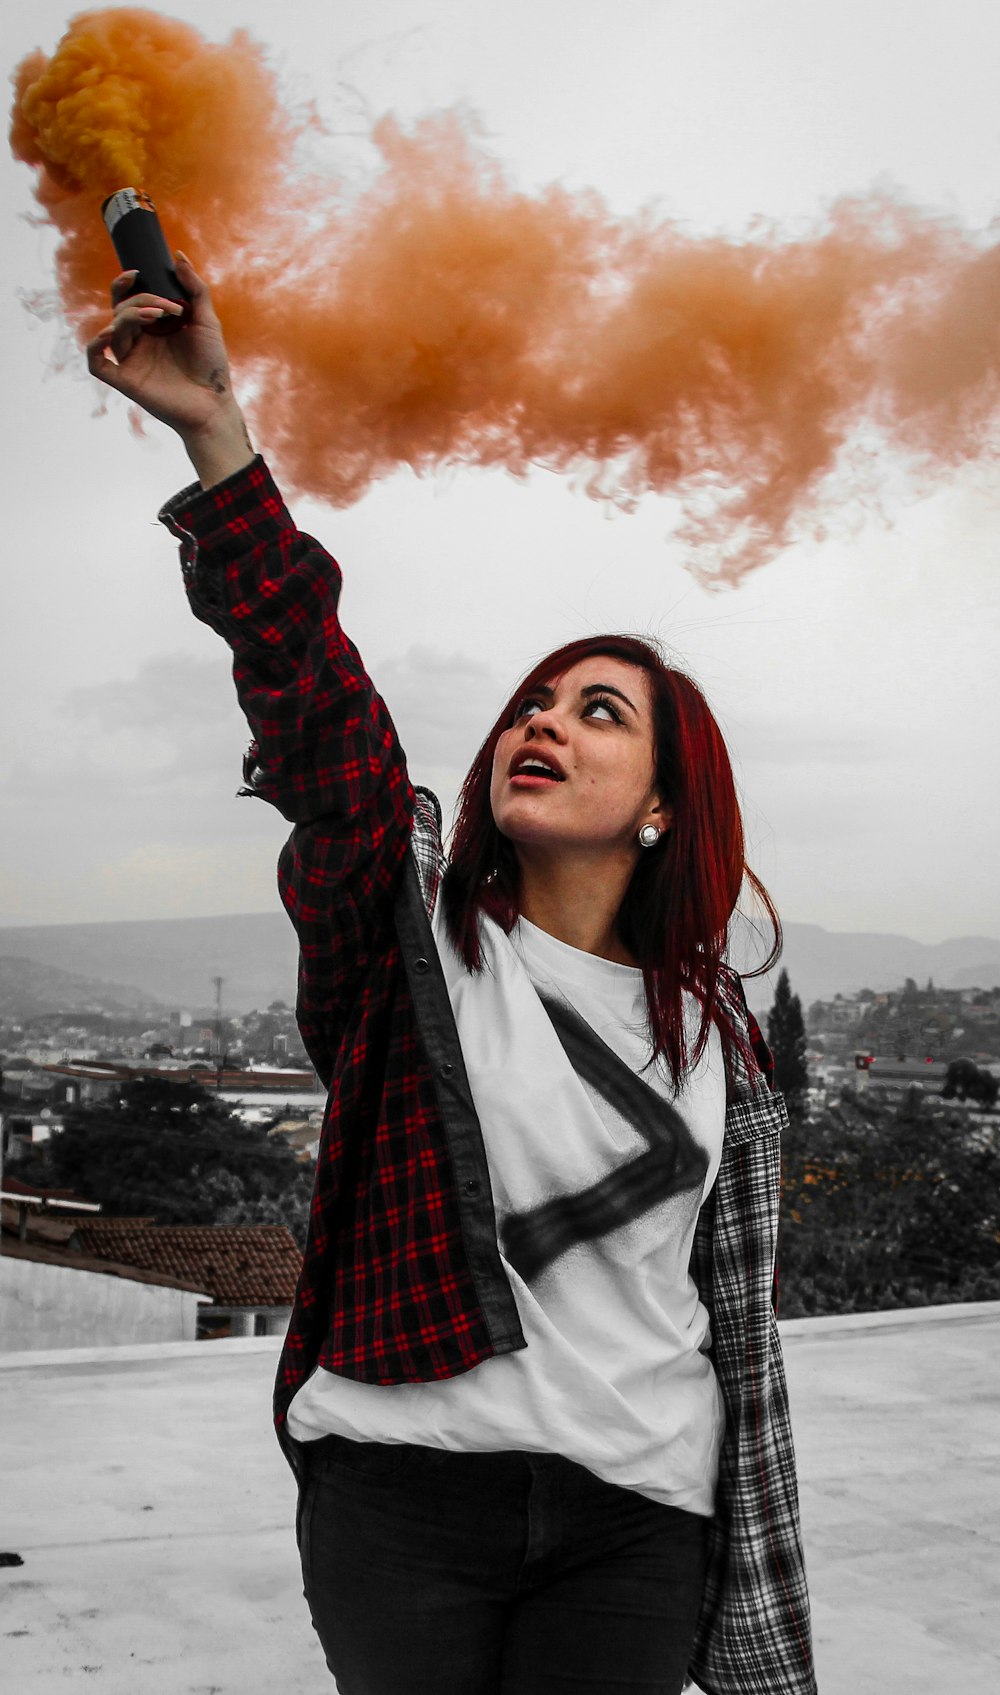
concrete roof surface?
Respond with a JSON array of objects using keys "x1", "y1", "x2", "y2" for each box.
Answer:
[{"x1": 2, "y1": 1303, "x2": 998, "y2": 1694}]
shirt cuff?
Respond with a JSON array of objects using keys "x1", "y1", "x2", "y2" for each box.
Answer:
[{"x1": 157, "y1": 455, "x2": 293, "y2": 557}]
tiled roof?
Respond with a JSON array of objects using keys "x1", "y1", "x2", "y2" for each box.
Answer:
[
  {"x1": 71, "y1": 1223, "x2": 302, "y2": 1307},
  {"x1": 63, "y1": 1216, "x2": 155, "y2": 1230},
  {"x1": 1, "y1": 1236, "x2": 209, "y2": 1294}
]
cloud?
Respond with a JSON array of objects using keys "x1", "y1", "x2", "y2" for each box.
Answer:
[
  {"x1": 0, "y1": 642, "x2": 511, "y2": 921},
  {"x1": 0, "y1": 838, "x2": 285, "y2": 927},
  {"x1": 5, "y1": 655, "x2": 251, "y2": 803},
  {"x1": 0, "y1": 653, "x2": 285, "y2": 923},
  {"x1": 4, "y1": 643, "x2": 515, "y2": 841},
  {"x1": 376, "y1": 642, "x2": 508, "y2": 771},
  {"x1": 65, "y1": 653, "x2": 236, "y2": 734}
]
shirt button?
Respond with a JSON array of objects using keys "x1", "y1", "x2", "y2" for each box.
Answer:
[
  {"x1": 440, "y1": 1061, "x2": 455, "y2": 1078},
  {"x1": 463, "y1": 1179, "x2": 480, "y2": 1196},
  {"x1": 413, "y1": 957, "x2": 429, "y2": 973}
]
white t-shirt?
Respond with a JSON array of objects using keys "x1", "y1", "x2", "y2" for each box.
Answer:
[{"x1": 286, "y1": 907, "x2": 727, "y2": 1513}]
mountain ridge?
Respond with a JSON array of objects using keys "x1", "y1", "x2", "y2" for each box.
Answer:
[{"x1": 0, "y1": 912, "x2": 997, "y2": 1018}]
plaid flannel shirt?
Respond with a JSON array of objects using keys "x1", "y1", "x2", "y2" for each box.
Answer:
[{"x1": 160, "y1": 458, "x2": 816, "y2": 1695}]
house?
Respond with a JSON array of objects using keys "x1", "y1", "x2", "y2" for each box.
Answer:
[
  {"x1": 2, "y1": 1179, "x2": 211, "y2": 1352},
  {"x1": 2, "y1": 1058, "x2": 61, "y2": 1101},
  {"x1": 853, "y1": 1054, "x2": 951, "y2": 1101},
  {"x1": 68, "y1": 1220, "x2": 302, "y2": 1339},
  {"x1": 2, "y1": 1180, "x2": 300, "y2": 1348},
  {"x1": 1, "y1": 1106, "x2": 65, "y2": 1167}
]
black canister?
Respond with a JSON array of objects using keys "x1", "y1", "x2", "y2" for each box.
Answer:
[{"x1": 101, "y1": 187, "x2": 191, "y2": 335}]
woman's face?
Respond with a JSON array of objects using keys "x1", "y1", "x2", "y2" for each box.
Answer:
[{"x1": 490, "y1": 656, "x2": 669, "y2": 857}]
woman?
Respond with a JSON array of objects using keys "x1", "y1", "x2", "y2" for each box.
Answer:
[{"x1": 89, "y1": 261, "x2": 816, "y2": 1695}]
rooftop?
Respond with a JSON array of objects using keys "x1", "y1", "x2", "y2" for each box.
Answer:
[
  {"x1": 2, "y1": 1191, "x2": 303, "y2": 1306},
  {"x1": 66, "y1": 1222, "x2": 303, "y2": 1307},
  {"x1": 2, "y1": 1302, "x2": 998, "y2": 1693},
  {"x1": 35, "y1": 1060, "x2": 318, "y2": 1090}
]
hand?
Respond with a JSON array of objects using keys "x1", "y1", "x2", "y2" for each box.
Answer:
[{"x1": 86, "y1": 254, "x2": 255, "y2": 486}]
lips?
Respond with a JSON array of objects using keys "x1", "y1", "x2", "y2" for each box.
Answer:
[{"x1": 509, "y1": 750, "x2": 565, "y2": 782}]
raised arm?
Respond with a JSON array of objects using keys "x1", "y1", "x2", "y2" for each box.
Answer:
[
  {"x1": 89, "y1": 256, "x2": 414, "y2": 829},
  {"x1": 88, "y1": 260, "x2": 418, "y2": 1080}
]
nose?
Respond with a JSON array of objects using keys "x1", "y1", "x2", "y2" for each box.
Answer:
[{"x1": 524, "y1": 704, "x2": 568, "y2": 743}]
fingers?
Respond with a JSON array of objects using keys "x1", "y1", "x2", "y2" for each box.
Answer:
[
  {"x1": 173, "y1": 251, "x2": 221, "y2": 326},
  {"x1": 108, "y1": 288, "x2": 186, "y2": 319},
  {"x1": 109, "y1": 254, "x2": 211, "y2": 312},
  {"x1": 173, "y1": 251, "x2": 203, "y2": 292},
  {"x1": 110, "y1": 270, "x2": 138, "y2": 306},
  {"x1": 85, "y1": 318, "x2": 140, "y2": 388},
  {"x1": 86, "y1": 322, "x2": 125, "y2": 387},
  {"x1": 115, "y1": 298, "x2": 183, "y2": 353},
  {"x1": 85, "y1": 300, "x2": 178, "y2": 386}
]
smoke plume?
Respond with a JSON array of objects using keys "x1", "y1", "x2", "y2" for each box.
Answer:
[{"x1": 11, "y1": 9, "x2": 1000, "y2": 582}]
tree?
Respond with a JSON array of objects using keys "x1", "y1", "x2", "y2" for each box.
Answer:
[
  {"x1": 767, "y1": 969, "x2": 809, "y2": 1116},
  {"x1": 19, "y1": 1077, "x2": 314, "y2": 1246},
  {"x1": 778, "y1": 1087, "x2": 1000, "y2": 1318}
]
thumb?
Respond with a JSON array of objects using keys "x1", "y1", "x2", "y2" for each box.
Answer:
[{"x1": 173, "y1": 251, "x2": 215, "y2": 317}]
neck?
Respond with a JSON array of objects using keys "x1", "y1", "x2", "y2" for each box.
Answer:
[{"x1": 515, "y1": 847, "x2": 639, "y2": 965}]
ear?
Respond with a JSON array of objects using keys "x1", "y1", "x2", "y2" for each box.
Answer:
[{"x1": 644, "y1": 797, "x2": 673, "y2": 833}]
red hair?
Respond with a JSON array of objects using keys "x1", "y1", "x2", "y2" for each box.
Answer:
[{"x1": 442, "y1": 633, "x2": 780, "y2": 1087}]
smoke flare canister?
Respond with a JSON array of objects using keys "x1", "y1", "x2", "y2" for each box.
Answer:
[{"x1": 101, "y1": 188, "x2": 191, "y2": 334}]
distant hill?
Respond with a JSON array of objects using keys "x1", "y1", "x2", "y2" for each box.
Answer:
[
  {"x1": 0, "y1": 912, "x2": 997, "y2": 1020},
  {"x1": 738, "y1": 925, "x2": 1000, "y2": 1016},
  {"x1": 0, "y1": 913, "x2": 297, "y2": 1017},
  {"x1": 0, "y1": 954, "x2": 166, "y2": 1019}
]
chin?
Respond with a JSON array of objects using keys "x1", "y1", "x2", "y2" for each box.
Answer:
[
  {"x1": 496, "y1": 816, "x2": 611, "y2": 856},
  {"x1": 493, "y1": 812, "x2": 559, "y2": 850}
]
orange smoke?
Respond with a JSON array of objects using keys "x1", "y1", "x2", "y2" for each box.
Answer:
[{"x1": 11, "y1": 9, "x2": 1000, "y2": 582}]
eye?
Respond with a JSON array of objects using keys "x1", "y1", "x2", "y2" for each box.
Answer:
[
  {"x1": 512, "y1": 697, "x2": 543, "y2": 721},
  {"x1": 583, "y1": 695, "x2": 623, "y2": 724}
]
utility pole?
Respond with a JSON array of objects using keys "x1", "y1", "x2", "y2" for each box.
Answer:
[{"x1": 213, "y1": 975, "x2": 225, "y2": 1088}]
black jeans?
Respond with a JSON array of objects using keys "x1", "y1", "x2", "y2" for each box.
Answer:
[{"x1": 295, "y1": 1434, "x2": 709, "y2": 1695}]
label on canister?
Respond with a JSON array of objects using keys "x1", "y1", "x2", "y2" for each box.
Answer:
[{"x1": 101, "y1": 188, "x2": 157, "y2": 234}]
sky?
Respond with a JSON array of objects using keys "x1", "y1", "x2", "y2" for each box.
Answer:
[{"x1": 3, "y1": 0, "x2": 999, "y2": 945}]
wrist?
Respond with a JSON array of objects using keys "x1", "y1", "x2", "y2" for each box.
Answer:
[{"x1": 180, "y1": 401, "x2": 256, "y2": 490}]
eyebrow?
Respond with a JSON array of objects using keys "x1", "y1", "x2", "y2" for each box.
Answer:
[{"x1": 530, "y1": 681, "x2": 639, "y2": 715}]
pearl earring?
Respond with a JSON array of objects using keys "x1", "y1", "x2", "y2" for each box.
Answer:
[{"x1": 638, "y1": 824, "x2": 661, "y2": 848}]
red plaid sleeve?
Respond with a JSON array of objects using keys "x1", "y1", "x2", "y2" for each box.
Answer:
[{"x1": 160, "y1": 458, "x2": 415, "y2": 1080}]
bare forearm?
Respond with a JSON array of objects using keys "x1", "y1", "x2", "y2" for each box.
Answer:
[{"x1": 181, "y1": 399, "x2": 256, "y2": 490}]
